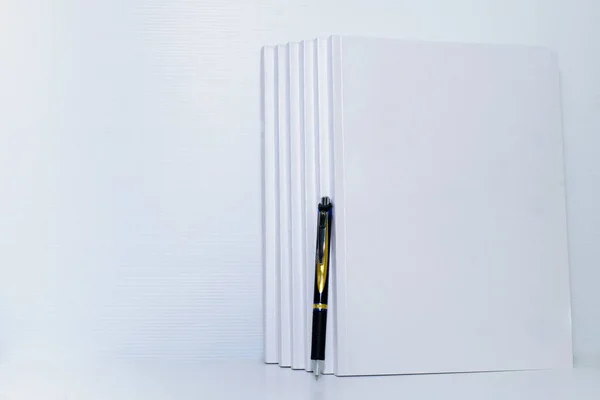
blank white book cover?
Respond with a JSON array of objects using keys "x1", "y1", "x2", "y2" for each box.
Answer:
[
  {"x1": 260, "y1": 45, "x2": 279, "y2": 364},
  {"x1": 301, "y1": 38, "x2": 318, "y2": 372},
  {"x1": 289, "y1": 42, "x2": 307, "y2": 370},
  {"x1": 276, "y1": 43, "x2": 292, "y2": 368},
  {"x1": 330, "y1": 36, "x2": 573, "y2": 376}
]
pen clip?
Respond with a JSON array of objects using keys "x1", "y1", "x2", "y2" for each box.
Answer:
[{"x1": 317, "y1": 209, "x2": 327, "y2": 264}]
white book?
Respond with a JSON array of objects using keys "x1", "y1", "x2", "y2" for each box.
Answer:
[
  {"x1": 260, "y1": 45, "x2": 279, "y2": 364},
  {"x1": 276, "y1": 43, "x2": 292, "y2": 367},
  {"x1": 289, "y1": 42, "x2": 307, "y2": 370},
  {"x1": 315, "y1": 37, "x2": 335, "y2": 375},
  {"x1": 301, "y1": 39, "x2": 318, "y2": 372},
  {"x1": 329, "y1": 36, "x2": 572, "y2": 376}
]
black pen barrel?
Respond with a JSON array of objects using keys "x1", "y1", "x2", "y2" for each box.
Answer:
[{"x1": 311, "y1": 309, "x2": 327, "y2": 360}]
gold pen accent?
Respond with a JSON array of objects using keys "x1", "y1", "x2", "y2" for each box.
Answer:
[
  {"x1": 312, "y1": 303, "x2": 328, "y2": 310},
  {"x1": 316, "y1": 218, "x2": 330, "y2": 294}
]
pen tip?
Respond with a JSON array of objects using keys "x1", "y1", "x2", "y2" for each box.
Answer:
[{"x1": 313, "y1": 360, "x2": 322, "y2": 380}]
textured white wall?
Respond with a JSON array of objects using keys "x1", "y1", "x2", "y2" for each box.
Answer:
[{"x1": 0, "y1": 0, "x2": 598, "y2": 365}]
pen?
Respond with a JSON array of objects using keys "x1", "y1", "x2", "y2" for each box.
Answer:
[{"x1": 310, "y1": 196, "x2": 333, "y2": 379}]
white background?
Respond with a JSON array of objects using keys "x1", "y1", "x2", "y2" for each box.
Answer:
[{"x1": 0, "y1": 0, "x2": 598, "y2": 367}]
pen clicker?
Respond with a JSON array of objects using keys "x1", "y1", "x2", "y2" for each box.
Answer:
[{"x1": 310, "y1": 196, "x2": 332, "y2": 379}]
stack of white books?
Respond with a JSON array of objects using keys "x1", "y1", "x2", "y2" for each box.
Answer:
[{"x1": 260, "y1": 36, "x2": 573, "y2": 376}]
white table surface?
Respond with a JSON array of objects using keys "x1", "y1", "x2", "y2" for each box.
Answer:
[{"x1": 1, "y1": 357, "x2": 600, "y2": 399}]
